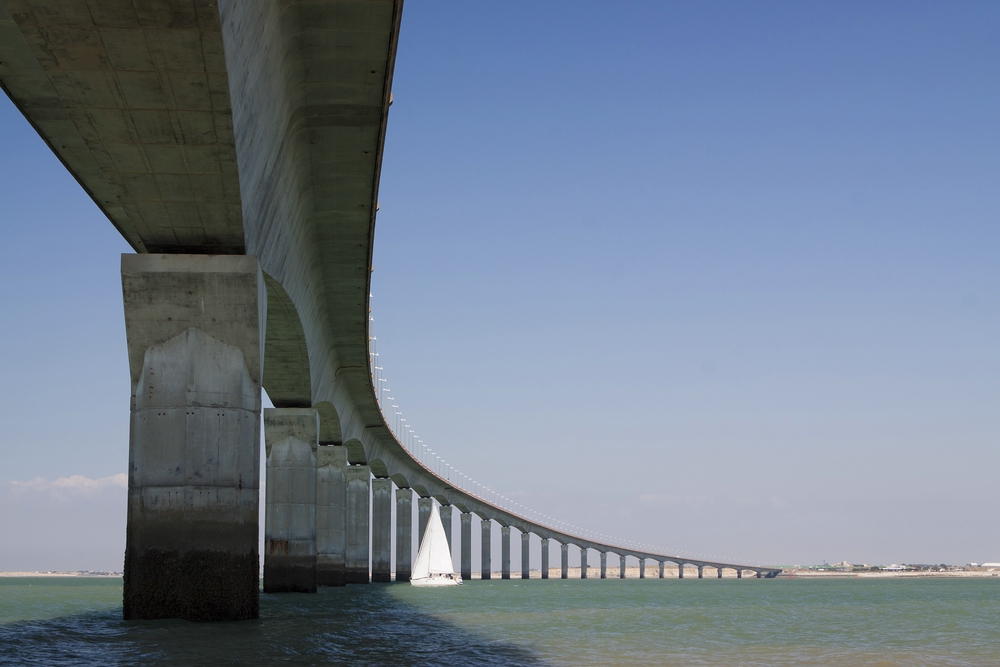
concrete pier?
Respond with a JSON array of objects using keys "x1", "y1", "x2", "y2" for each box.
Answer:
[
  {"x1": 481, "y1": 519, "x2": 492, "y2": 580},
  {"x1": 460, "y1": 512, "x2": 473, "y2": 581},
  {"x1": 501, "y1": 525, "x2": 511, "y2": 579},
  {"x1": 678, "y1": 563, "x2": 684, "y2": 579},
  {"x1": 521, "y1": 532, "x2": 530, "y2": 579},
  {"x1": 659, "y1": 561, "x2": 664, "y2": 579},
  {"x1": 756, "y1": 571, "x2": 762, "y2": 579},
  {"x1": 541, "y1": 538, "x2": 550, "y2": 579},
  {"x1": 418, "y1": 497, "x2": 432, "y2": 545},
  {"x1": 344, "y1": 466, "x2": 371, "y2": 584},
  {"x1": 737, "y1": 569, "x2": 743, "y2": 579},
  {"x1": 718, "y1": 567, "x2": 724, "y2": 579},
  {"x1": 121, "y1": 254, "x2": 264, "y2": 621},
  {"x1": 263, "y1": 408, "x2": 318, "y2": 594},
  {"x1": 316, "y1": 445, "x2": 347, "y2": 586},
  {"x1": 640, "y1": 559, "x2": 646, "y2": 579},
  {"x1": 600, "y1": 552, "x2": 607, "y2": 579},
  {"x1": 581, "y1": 548, "x2": 588, "y2": 579},
  {"x1": 620, "y1": 554, "x2": 626, "y2": 579},
  {"x1": 440, "y1": 504, "x2": 453, "y2": 552},
  {"x1": 698, "y1": 565, "x2": 704, "y2": 579},
  {"x1": 371, "y1": 479, "x2": 392, "y2": 583},
  {"x1": 395, "y1": 488, "x2": 412, "y2": 582},
  {"x1": 561, "y1": 543, "x2": 569, "y2": 579}
]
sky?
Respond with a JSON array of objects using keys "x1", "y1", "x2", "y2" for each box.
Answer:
[{"x1": 1, "y1": 1, "x2": 998, "y2": 571}]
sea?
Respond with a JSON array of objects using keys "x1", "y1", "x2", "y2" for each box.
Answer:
[{"x1": 1, "y1": 576, "x2": 998, "y2": 666}]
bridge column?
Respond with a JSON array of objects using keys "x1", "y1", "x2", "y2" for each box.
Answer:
[
  {"x1": 344, "y1": 466, "x2": 370, "y2": 583},
  {"x1": 620, "y1": 554, "x2": 626, "y2": 578},
  {"x1": 600, "y1": 552, "x2": 607, "y2": 579},
  {"x1": 121, "y1": 254, "x2": 264, "y2": 621},
  {"x1": 395, "y1": 488, "x2": 412, "y2": 582},
  {"x1": 561, "y1": 543, "x2": 569, "y2": 579},
  {"x1": 541, "y1": 538, "x2": 550, "y2": 579},
  {"x1": 440, "y1": 504, "x2": 453, "y2": 553},
  {"x1": 698, "y1": 565, "x2": 704, "y2": 579},
  {"x1": 481, "y1": 518, "x2": 492, "y2": 580},
  {"x1": 581, "y1": 548, "x2": 588, "y2": 579},
  {"x1": 738, "y1": 569, "x2": 743, "y2": 579},
  {"x1": 756, "y1": 571, "x2": 762, "y2": 579},
  {"x1": 460, "y1": 512, "x2": 472, "y2": 580},
  {"x1": 678, "y1": 563, "x2": 684, "y2": 579},
  {"x1": 501, "y1": 525, "x2": 511, "y2": 579},
  {"x1": 316, "y1": 445, "x2": 347, "y2": 586},
  {"x1": 640, "y1": 559, "x2": 646, "y2": 579},
  {"x1": 521, "y1": 532, "x2": 530, "y2": 579},
  {"x1": 263, "y1": 408, "x2": 318, "y2": 594},
  {"x1": 417, "y1": 497, "x2": 432, "y2": 546},
  {"x1": 659, "y1": 561, "x2": 664, "y2": 579},
  {"x1": 371, "y1": 479, "x2": 392, "y2": 582},
  {"x1": 718, "y1": 567, "x2": 724, "y2": 579}
]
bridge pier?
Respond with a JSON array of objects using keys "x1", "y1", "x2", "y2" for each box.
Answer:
[
  {"x1": 620, "y1": 554, "x2": 626, "y2": 578},
  {"x1": 481, "y1": 518, "x2": 492, "y2": 580},
  {"x1": 581, "y1": 547, "x2": 588, "y2": 579},
  {"x1": 600, "y1": 552, "x2": 607, "y2": 579},
  {"x1": 371, "y1": 479, "x2": 392, "y2": 582},
  {"x1": 718, "y1": 567, "x2": 724, "y2": 578},
  {"x1": 395, "y1": 488, "x2": 412, "y2": 582},
  {"x1": 640, "y1": 559, "x2": 646, "y2": 579},
  {"x1": 417, "y1": 497, "x2": 432, "y2": 546},
  {"x1": 263, "y1": 408, "x2": 318, "y2": 594},
  {"x1": 460, "y1": 512, "x2": 472, "y2": 580},
  {"x1": 521, "y1": 532, "x2": 530, "y2": 579},
  {"x1": 344, "y1": 466, "x2": 370, "y2": 583},
  {"x1": 678, "y1": 563, "x2": 684, "y2": 579},
  {"x1": 756, "y1": 571, "x2": 762, "y2": 579},
  {"x1": 316, "y1": 445, "x2": 347, "y2": 586},
  {"x1": 121, "y1": 255, "x2": 264, "y2": 621},
  {"x1": 501, "y1": 525, "x2": 511, "y2": 579},
  {"x1": 541, "y1": 538, "x2": 550, "y2": 579},
  {"x1": 561, "y1": 543, "x2": 569, "y2": 579},
  {"x1": 698, "y1": 565, "x2": 704, "y2": 579},
  {"x1": 659, "y1": 561, "x2": 664, "y2": 579},
  {"x1": 440, "y1": 505, "x2": 453, "y2": 553},
  {"x1": 738, "y1": 569, "x2": 743, "y2": 579}
]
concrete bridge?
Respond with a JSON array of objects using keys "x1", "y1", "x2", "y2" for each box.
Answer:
[{"x1": 0, "y1": 0, "x2": 778, "y2": 620}]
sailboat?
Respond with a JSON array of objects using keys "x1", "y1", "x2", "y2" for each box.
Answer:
[{"x1": 411, "y1": 502, "x2": 463, "y2": 586}]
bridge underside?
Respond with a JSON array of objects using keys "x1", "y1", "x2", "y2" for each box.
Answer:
[{"x1": 1, "y1": 0, "x2": 775, "y2": 620}]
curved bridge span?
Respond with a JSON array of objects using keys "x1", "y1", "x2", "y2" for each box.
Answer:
[{"x1": 1, "y1": 0, "x2": 776, "y2": 620}]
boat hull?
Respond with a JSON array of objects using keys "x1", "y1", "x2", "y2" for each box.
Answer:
[{"x1": 410, "y1": 574, "x2": 463, "y2": 587}]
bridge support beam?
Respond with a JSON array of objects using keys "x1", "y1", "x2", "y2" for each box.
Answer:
[
  {"x1": 581, "y1": 548, "x2": 588, "y2": 579},
  {"x1": 620, "y1": 554, "x2": 626, "y2": 578},
  {"x1": 718, "y1": 567, "x2": 724, "y2": 579},
  {"x1": 678, "y1": 563, "x2": 684, "y2": 579},
  {"x1": 640, "y1": 559, "x2": 646, "y2": 579},
  {"x1": 417, "y1": 497, "x2": 432, "y2": 546},
  {"x1": 659, "y1": 561, "x2": 664, "y2": 579},
  {"x1": 395, "y1": 488, "x2": 412, "y2": 582},
  {"x1": 756, "y1": 571, "x2": 762, "y2": 579},
  {"x1": 460, "y1": 513, "x2": 472, "y2": 580},
  {"x1": 345, "y1": 466, "x2": 370, "y2": 583},
  {"x1": 521, "y1": 532, "x2": 530, "y2": 579},
  {"x1": 541, "y1": 538, "x2": 550, "y2": 579},
  {"x1": 738, "y1": 569, "x2": 743, "y2": 579},
  {"x1": 371, "y1": 479, "x2": 392, "y2": 582},
  {"x1": 561, "y1": 543, "x2": 569, "y2": 579},
  {"x1": 501, "y1": 526, "x2": 511, "y2": 579},
  {"x1": 316, "y1": 445, "x2": 347, "y2": 586},
  {"x1": 600, "y1": 552, "x2": 607, "y2": 579},
  {"x1": 121, "y1": 254, "x2": 264, "y2": 621},
  {"x1": 698, "y1": 565, "x2": 704, "y2": 579},
  {"x1": 263, "y1": 408, "x2": 318, "y2": 594},
  {"x1": 481, "y1": 518, "x2": 492, "y2": 580}
]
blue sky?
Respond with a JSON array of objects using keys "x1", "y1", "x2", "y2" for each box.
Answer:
[{"x1": 1, "y1": 1, "x2": 998, "y2": 570}]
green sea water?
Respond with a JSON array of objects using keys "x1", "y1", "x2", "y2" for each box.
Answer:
[{"x1": 1, "y1": 576, "x2": 998, "y2": 666}]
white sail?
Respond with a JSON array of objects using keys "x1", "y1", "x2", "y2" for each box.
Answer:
[{"x1": 411, "y1": 502, "x2": 462, "y2": 586}]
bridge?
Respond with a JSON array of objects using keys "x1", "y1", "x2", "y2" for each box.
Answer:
[{"x1": 0, "y1": 0, "x2": 778, "y2": 621}]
